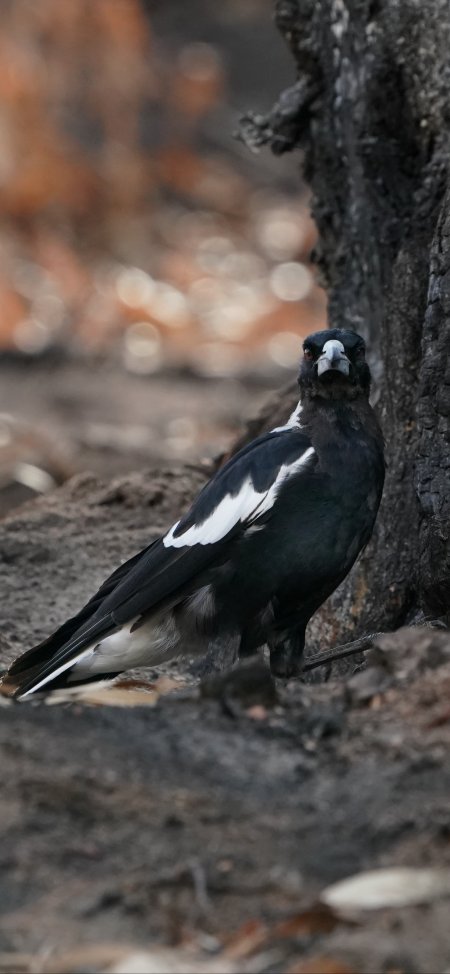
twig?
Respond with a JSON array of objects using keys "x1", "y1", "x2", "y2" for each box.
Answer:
[
  {"x1": 188, "y1": 858, "x2": 211, "y2": 913},
  {"x1": 302, "y1": 632, "x2": 384, "y2": 672}
]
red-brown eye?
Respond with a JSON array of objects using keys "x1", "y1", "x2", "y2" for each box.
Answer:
[{"x1": 304, "y1": 348, "x2": 313, "y2": 361}]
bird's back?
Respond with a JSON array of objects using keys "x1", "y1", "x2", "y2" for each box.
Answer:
[{"x1": 211, "y1": 396, "x2": 384, "y2": 632}]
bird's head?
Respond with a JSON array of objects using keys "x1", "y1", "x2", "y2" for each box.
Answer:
[{"x1": 298, "y1": 328, "x2": 370, "y2": 400}]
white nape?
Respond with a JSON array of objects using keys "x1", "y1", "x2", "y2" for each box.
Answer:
[{"x1": 164, "y1": 446, "x2": 315, "y2": 549}]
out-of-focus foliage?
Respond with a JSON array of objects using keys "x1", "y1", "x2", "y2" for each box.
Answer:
[{"x1": 0, "y1": 0, "x2": 326, "y2": 376}]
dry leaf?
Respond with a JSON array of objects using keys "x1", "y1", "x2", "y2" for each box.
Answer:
[
  {"x1": 73, "y1": 687, "x2": 160, "y2": 708},
  {"x1": 105, "y1": 947, "x2": 239, "y2": 974},
  {"x1": 273, "y1": 903, "x2": 341, "y2": 938},
  {"x1": 112, "y1": 678, "x2": 158, "y2": 691},
  {"x1": 224, "y1": 918, "x2": 268, "y2": 959},
  {"x1": 286, "y1": 956, "x2": 356, "y2": 974},
  {"x1": 321, "y1": 867, "x2": 450, "y2": 912},
  {"x1": 1, "y1": 945, "x2": 132, "y2": 974},
  {"x1": 224, "y1": 905, "x2": 341, "y2": 962},
  {"x1": 1, "y1": 944, "x2": 241, "y2": 974},
  {"x1": 45, "y1": 674, "x2": 187, "y2": 708}
]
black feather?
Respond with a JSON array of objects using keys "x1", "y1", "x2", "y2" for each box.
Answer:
[
  {"x1": 4, "y1": 327, "x2": 385, "y2": 695},
  {"x1": 7, "y1": 540, "x2": 159, "y2": 677},
  {"x1": 8, "y1": 429, "x2": 313, "y2": 696}
]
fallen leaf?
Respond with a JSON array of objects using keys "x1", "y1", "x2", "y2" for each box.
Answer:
[
  {"x1": 112, "y1": 677, "x2": 158, "y2": 691},
  {"x1": 4, "y1": 943, "x2": 242, "y2": 974},
  {"x1": 105, "y1": 947, "x2": 239, "y2": 973},
  {"x1": 156, "y1": 675, "x2": 188, "y2": 695},
  {"x1": 224, "y1": 905, "x2": 342, "y2": 961},
  {"x1": 6, "y1": 945, "x2": 133, "y2": 974},
  {"x1": 321, "y1": 867, "x2": 450, "y2": 912},
  {"x1": 46, "y1": 687, "x2": 160, "y2": 708},
  {"x1": 224, "y1": 918, "x2": 268, "y2": 959},
  {"x1": 286, "y1": 956, "x2": 356, "y2": 974},
  {"x1": 45, "y1": 674, "x2": 187, "y2": 708},
  {"x1": 274, "y1": 903, "x2": 341, "y2": 937}
]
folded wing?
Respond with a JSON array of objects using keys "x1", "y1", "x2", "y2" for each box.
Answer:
[{"x1": 6, "y1": 426, "x2": 314, "y2": 697}]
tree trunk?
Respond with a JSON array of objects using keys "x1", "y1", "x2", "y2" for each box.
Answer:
[{"x1": 239, "y1": 0, "x2": 450, "y2": 651}]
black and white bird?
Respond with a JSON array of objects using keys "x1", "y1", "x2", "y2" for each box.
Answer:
[{"x1": 3, "y1": 328, "x2": 385, "y2": 698}]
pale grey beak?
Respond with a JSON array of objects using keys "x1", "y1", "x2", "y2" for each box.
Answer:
[{"x1": 317, "y1": 339, "x2": 350, "y2": 377}]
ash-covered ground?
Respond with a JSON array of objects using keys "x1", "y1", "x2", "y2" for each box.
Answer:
[{"x1": 0, "y1": 404, "x2": 449, "y2": 972}]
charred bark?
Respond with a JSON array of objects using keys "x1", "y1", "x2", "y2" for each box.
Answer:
[{"x1": 239, "y1": 0, "x2": 450, "y2": 649}]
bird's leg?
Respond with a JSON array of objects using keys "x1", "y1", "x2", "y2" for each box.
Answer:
[
  {"x1": 239, "y1": 628, "x2": 262, "y2": 659},
  {"x1": 269, "y1": 624, "x2": 306, "y2": 678},
  {"x1": 190, "y1": 632, "x2": 240, "y2": 678}
]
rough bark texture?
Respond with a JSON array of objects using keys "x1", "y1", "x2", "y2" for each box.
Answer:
[{"x1": 239, "y1": 0, "x2": 450, "y2": 647}]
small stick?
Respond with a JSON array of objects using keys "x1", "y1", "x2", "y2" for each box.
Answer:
[{"x1": 302, "y1": 632, "x2": 384, "y2": 672}]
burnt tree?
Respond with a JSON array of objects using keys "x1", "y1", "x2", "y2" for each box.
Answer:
[{"x1": 240, "y1": 0, "x2": 450, "y2": 650}]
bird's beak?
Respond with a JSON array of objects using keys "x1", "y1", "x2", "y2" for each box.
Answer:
[{"x1": 317, "y1": 340, "x2": 350, "y2": 377}]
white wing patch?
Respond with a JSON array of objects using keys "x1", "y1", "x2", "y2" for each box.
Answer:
[
  {"x1": 164, "y1": 477, "x2": 260, "y2": 547},
  {"x1": 261, "y1": 447, "x2": 314, "y2": 515},
  {"x1": 164, "y1": 446, "x2": 315, "y2": 548},
  {"x1": 272, "y1": 400, "x2": 303, "y2": 433}
]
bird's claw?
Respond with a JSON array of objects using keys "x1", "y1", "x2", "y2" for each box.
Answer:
[{"x1": 269, "y1": 648, "x2": 304, "y2": 679}]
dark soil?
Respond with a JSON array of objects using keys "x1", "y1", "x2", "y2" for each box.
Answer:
[{"x1": 1, "y1": 469, "x2": 450, "y2": 973}]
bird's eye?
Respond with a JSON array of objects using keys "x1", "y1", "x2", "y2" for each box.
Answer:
[
  {"x1": 303, "y1": 348, "x2": 313, "y2": 361},
  {"x1": 355, "y1": 346, "x2": 365, "y2": 359}
]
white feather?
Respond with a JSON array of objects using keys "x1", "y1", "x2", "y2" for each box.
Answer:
[
  {"x1": 164, "y1": 477, "x2": 259, "y2": 547},
  {"x1": 260, "y1": 447, "x2": 315, "y2": 515},
  {"x1": 72, "y1": 614, "x2": 178, "y2": 674},
  {"x1": 164, "y1": 446, "x2": 315, "y2": 548},
  {"x1": 272, "y1": 400, "x2": 303, "y2": 433},
  {"x1": 19, "y1": 645, "x2": 96, "y2": 698}
]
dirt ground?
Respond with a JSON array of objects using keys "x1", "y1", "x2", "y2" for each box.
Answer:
[
  {"x1": 0, "y1": 358, "x2": 272, "y2": 482},
  {"x1": 0, "y1": 438, "x2": 450, "y2": 973}
]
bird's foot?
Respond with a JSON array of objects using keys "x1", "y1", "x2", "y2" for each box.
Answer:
[{"x1": 269, "y1": 647, "x2": 304, "y2": 679}]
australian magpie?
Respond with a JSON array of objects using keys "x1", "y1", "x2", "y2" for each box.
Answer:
[{"x1": 3, "y1": 328, "x2": 385, "y2": 697}]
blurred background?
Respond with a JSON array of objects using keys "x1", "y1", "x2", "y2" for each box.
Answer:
[{"x1": 0, "y1": 0, "x2": 326, "y2": 515}]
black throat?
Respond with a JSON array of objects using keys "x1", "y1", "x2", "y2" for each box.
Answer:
[
  {"x1": 299, "y1": 393, "x2": 385, "y2": 486},
  {"x1": 301, "y1": 391, "x2": 382, "y2": 437},
  {"x1": 299, "y1": 373, "x2": 370, "y2": 402}
]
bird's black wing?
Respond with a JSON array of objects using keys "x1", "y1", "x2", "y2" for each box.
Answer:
[
  {"x1": 7, "y1": 540, "x2": 158, "y2": 677},
  {"x1": 7, "y1": 425, "x2": 314, "y2": 696}
]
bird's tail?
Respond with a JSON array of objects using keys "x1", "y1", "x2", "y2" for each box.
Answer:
[
  {"x1": 1, "y1": 667, "x2": 119, "y2": 700},
  {"x1": 1, "y1": 615, "x2": 116, "y2": 699},
  {"x1": 2, "y1": 541, "x2": 161, "y2": 700}
]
